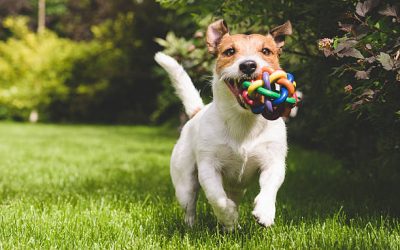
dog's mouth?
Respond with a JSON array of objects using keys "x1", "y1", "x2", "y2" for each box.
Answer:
[{"x1": 224, "y1": 75, "x2": 257, "y2": 109}]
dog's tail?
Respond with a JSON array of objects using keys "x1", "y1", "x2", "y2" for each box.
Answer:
[{"x1": 154, "y1": 52, "x2": 204, "y2": 118}]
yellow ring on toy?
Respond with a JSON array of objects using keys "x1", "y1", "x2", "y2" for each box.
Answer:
[
  {"x1": 293, "y1": 81, "x2": 297, "y2": 88},
  {"x1": 247, "y1": 80, "x2": 264, "y2": 97},
  {"x1": 269, "y1": 70, "x2": 287, "y2": 83}
]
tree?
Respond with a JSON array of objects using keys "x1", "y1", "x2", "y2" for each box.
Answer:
[{"x1": 37, "y1": 0, "x2": 45, "y2": 33}]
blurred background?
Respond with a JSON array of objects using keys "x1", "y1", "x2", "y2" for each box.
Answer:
[{"x1": 0, "y1": 0, "x2": 399, "y2": 175}]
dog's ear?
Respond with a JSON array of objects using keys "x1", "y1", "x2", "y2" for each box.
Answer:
[
  {"x1": 270, "y1": 20, "x2": 292, "y2": 48},
  {"x1": 206, "y1": 19, "x2": 229, "y2": 54}
]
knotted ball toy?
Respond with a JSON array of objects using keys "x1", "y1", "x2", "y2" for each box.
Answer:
[{"x1": 240, "y1": 66, "x2": 298, "y2": 120}]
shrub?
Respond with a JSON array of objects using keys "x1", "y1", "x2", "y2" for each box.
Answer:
[
  {"x1": 318, "y1": 0, "x2": 400, "y2": 171},
  {"x1": 0, "y1": 16, "x2": 119, "y2": 121}
]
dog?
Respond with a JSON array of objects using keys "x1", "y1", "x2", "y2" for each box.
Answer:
[{"x1": 154, "y1": 19, "x2": 292, "y2": 230}]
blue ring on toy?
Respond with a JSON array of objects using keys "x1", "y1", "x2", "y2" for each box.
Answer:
[
  {"x1": 251, "y1": 104, "x2": 265, "y2": 114},
  {"x1": 287, "y1": 73, "x2": 294, "y2": 83},
  {"x1": 272, "y1": 87, "x2": 288, "y2": 105}
]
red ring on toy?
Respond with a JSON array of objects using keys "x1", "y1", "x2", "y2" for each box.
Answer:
[
  {"x1": 293, "y1": 92, "x2": 298, "y2": 106},
  {"x1": 242, "y1": 91, "x2": 254, "y2": 106}
]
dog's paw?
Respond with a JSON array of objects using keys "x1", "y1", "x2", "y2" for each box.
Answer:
[
  {"x1": 213, "y1": 198, "x2": 238, "y2": 228},
  {"x1": 252, "y1": 206, "x2": 275, "y2": 227},
  {"x1": 222, "y1": 223, "x2": 241, "y2": 232},
  {"x1": 184, "y1": 213, "x2": 195, "y2": 227}
]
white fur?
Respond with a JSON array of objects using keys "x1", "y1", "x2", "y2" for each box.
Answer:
[
  {"x1": 155, "y1": 52, "x2": 287, "y2": 230},
  {"x1": 154, "y1": 52, "x2": 204, "y2": 117},
  {"x1": 218, "y1": 55, "x2": 270, "y2": 81}
]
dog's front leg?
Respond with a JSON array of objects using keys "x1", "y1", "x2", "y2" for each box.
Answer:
[
  {"x1": 252, "y1": 158, "x2": 285, "y2": 227},
  {"x1": 197, "y1": 159, "x2": 238, "y2": 230}
]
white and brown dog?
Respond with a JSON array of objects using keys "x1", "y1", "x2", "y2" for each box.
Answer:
[{"x1": 155, "y1": 19, "x2": 292, "y2": 230}]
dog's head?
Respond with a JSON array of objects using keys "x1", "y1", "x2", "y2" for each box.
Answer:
[{"x1": 207, "y1": 19, "x2": 292, "y2": 109}]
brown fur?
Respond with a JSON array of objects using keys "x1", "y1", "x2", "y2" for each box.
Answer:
[
  {"x1": 206, "y1": 20, "x2": 292, "y2": 76},
  {"x1": 215, "y1": 34, "x2": 281, "y2": 75}
]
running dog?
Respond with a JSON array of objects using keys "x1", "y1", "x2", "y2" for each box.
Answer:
[{"x1": 155, "y1": 19, "x2": 292, "y2": 230}]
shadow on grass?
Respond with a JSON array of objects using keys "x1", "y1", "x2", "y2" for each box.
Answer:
[
  {"x1": 280, "y1": 146, "x2": 400, "y2": 224},
  {"x1": 59, "y1": 143, "x2": 400, "y2": 236}
]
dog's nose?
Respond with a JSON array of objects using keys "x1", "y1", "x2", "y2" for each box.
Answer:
[{"x1": 239, "y1": 60, "x2": 257, "y2": 75}]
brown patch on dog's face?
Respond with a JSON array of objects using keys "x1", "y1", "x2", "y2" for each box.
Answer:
[
  {"x1": 205, "y1": 19, "x2": 292, "y2": 109},
  {"x1": 215, "y1": 34, "x2": 281, "y2": 75}
]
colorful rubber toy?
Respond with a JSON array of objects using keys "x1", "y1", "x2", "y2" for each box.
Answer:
[{"x1": 241, "y1": 66, "x2": 298, "y2": 120}]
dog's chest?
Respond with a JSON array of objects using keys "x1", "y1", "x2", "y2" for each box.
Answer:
[{"x1": 216, "y1": 142, "x2": 260, "y2": 185}]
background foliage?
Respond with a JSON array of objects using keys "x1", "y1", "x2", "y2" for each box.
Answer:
[
  {"x1": 155, "y1": 0, "x2": 400, "y2": 172},
  {"x1": 319, "y1": 0, "x2": 400, "y2": 171},
  {"x1": 0, "y1": 16, "x2": 120, "y2": 121},
  {"x1": 0, "y1": 0, "x2": 182, "y2": 123}
]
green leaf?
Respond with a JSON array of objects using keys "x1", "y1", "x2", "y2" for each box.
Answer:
[
  {"x1": 333, "y1": 37, "x2": 339, "y2": 50},
  {"x1": 154, "y1": 38, "x2": 169, "y2": 47}
]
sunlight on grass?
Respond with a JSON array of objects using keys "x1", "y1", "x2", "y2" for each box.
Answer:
[{"x1": 0, "y1": 123, "x2": 399, "y2": 249}]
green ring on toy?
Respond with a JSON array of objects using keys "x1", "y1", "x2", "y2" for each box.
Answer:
[{"x1": 241, "y1": 81, "x2": 296, "y2": 105}]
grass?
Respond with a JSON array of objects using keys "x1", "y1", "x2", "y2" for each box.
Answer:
[{"x1": 0, "y1": 122, "x2": 399, "y2": 249}]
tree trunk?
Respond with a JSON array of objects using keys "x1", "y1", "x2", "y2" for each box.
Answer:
[{"x1": 38, "y1": 0, "x2": 46, "y2": 33}]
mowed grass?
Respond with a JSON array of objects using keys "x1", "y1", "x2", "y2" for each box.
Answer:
[{"x1": 0, "y1": 122, "x2": 399, "y2": 249}]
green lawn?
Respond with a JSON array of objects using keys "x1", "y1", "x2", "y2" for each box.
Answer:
[{"x1": 0, "y1": 122, "x2": 399, "y2": 249}]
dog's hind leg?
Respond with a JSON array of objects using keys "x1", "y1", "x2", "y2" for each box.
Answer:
[{"x1": 170, "y1": 135, "x2": 199, "y2": 227}]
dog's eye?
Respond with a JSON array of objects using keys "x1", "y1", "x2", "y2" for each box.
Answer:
[
  {"x1": 261, "y1": 48, "x2": 271, "y2": 55},
  {"x1": 223, "y1": 48, "x2": 235, "y2": 56}
]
